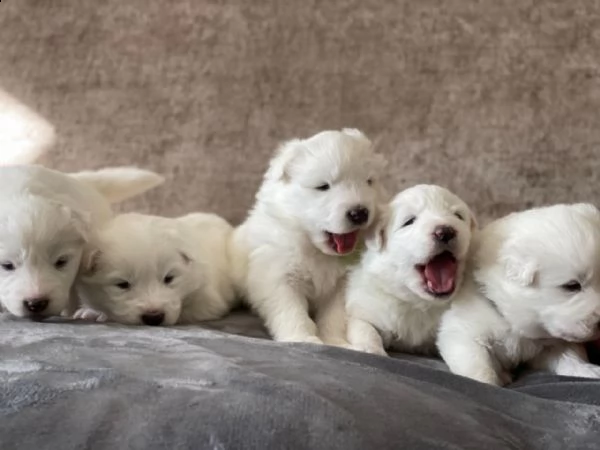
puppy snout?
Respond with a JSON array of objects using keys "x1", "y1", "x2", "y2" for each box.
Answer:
[
  {"x1": 346, "y1": 206, "x2": 370, "y2": 226},
  {"x1": 433, "y1": 225, "x2": 456, "y2": 244},
  {"x1": 23, "y1": 297, "x2": 50, "y2": 314},
  {"x1": 141, "y1": 310, "x2": 165, "y2": 326}
]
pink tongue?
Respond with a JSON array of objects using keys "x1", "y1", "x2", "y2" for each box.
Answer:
[
  {"x1": 332, "y1": 231, "x2": 359, "y2": 254},
  {"x1": 424, "y1": 253, "x2": 457, "y2": 294}
]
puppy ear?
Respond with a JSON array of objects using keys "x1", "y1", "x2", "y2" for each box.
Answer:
[
  {"x1": 502, "y1": 251, "x2": 538, "y2": 287},
  {"x1": 265, "y1": 139, "x2": 305, "y2": 182},
  {"x1": 469, "y1": 211, "x2": 479, "y2": 232},
  {"x1": 61, "y1": 205, "x2": 92, "y2": 242},
  {"x1": 364, "y1": 205, "x2": 389, "y2": 252},
  {"x1": 82, "y1": 248, "x2": 102, "y2": 275}
]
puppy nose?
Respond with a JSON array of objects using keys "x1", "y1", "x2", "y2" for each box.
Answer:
[
  {"x1": 141, "y1": 310, "x2": 165, "y2": 326},
  {"x1": 433, "y1": 225, "x2": 456, "y2": 244},
  {"x1": 23, "y1": 297, "x2": 50, "y2": 314},
  {"x1": 346, "y1": 206, "x2": 370, "y2": 226}
]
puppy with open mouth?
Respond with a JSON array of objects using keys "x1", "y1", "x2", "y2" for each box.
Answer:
[
  {"x1": 231, "y1": 129, "x2": 387, "y2": 346},
  {"x1": 346, "y1": 185, "x2": 477, "y2": 355},
  {"x1": 437, "y1": 203, "x2": 600, "y2": 385},
  {"x1": 0, "y1": 165, "x2": 164, "y2": 320},
  {"x1": 75, "y1": 212, "x2": 238, "y2": 326}
]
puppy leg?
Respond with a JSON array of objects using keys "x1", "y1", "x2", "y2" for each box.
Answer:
[
  {"x1": 438, "y1": 336, "x2": 506, "y2": 386},
  {"x1": 252, "y1": 284, "x2": 322, "y2": 344},
  {"x1": 347, "y1": 316, "x2": 387, "y2": 355},
  {"x1": 530, "y1": 343, "x2": 600, "y2": 379},
  {"x1": 315, "y1": 291, "x2": 351, "y2": 348}
]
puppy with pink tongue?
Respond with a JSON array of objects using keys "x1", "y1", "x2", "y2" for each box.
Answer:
[
  {"x1": 231, "y1": 129, "x2": 386, "y2": 347},
  {"x1": 346, "y1": 185, "x2": 477, "y2": 355}
]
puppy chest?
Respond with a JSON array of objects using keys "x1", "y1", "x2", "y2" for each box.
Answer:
[
  {"x1": 286, "y1": 262, "x2": 344, "y2": 302},
  {"x1": 388, "y1": 307, "x2": 443, "y2": 351}
]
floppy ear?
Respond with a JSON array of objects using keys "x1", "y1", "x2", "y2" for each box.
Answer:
[
  {"x1": 81, "y1": 248, "x2": 101, "y2": 275},
  {"x1": 502, "y1": 250, "x2": 538, "y2": 287},
  {"x1": 469, "y1": 210, "x2": 479, "y2": 232},
  {"x1": 364, "y1": 205, "x2": 390, "y2": 252},
  {"x1": 61, "y1": 205, "x2": 92, "y2": 243},
  {"x1": 265, "y1": 139, "x2": 306, "y2": 182}
]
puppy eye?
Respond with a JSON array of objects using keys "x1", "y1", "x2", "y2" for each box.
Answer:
[
  {"x1": 367, "y1": 178, "x2": 373, "y2": 186},
  {"x1": 1, "y1": 262, "x2": 15, "y2": 271},
  {"x1": 315, "y1": 183, "x2": 330, "y2": 191},
  {"x1": 54, "y1": 256, "x2": 70, "y2": 270},
  {"x1": 163, "y1": 274, "x2": 176, "y2": 285},
  {"x1": 454, "y1": 212, "x2": 465, "y2": 221},
  {"x1": 561, "y1": 280, "x2": 582, "y2": 293},
  {"x1": 402, "y1": 216, "x2": 416, "y2": 227},
  {"x1": 115, "y1": 280, "x2": 131, "y2": 290}
]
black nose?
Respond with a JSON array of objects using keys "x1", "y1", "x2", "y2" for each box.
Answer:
[
  {"x1": 23, "y1": 297, "x2": 50, "y2": 314},
  {"x1": 141, "y1": 311, "x2": 165, "y2": 326},
  {"x1": 434, "y1": 225, "x2": 456, "y2": 244},
  {"x1": 346, "y1": 206, "x2": 370, "y2": 226}
]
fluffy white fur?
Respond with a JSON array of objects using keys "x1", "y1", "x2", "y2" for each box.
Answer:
[
  {"x1": 231, "y1": 129, "x2": 387, "y2": 346},
  {"x1": 346, "y1": 185, "x2": 477, "y2": 356},
  {"x1": 0, "y1": 88, "x2": 56, "y2": 165},
  {"x1": 75, "y1": 212, "x2": 238, "y2": 326},
  {"x1": 437, "y1": 203, "x2": 600, "y2": 385},
  {"x1": 0, "y1": 165, "x2": 164, "y2": 319}
]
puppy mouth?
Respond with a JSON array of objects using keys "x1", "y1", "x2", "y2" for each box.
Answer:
[
  {"x1": 416, "y1": 251, "x2": 458, "y2": 298},
  {"x1": 325, "y1": 230, "x2": 360, "y2": 255}
]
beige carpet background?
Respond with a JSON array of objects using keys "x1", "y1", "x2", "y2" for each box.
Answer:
[{"x1": 1, "y1": 1, "x2": 599, "y2": 224}]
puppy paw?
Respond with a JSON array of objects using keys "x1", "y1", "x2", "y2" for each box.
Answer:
[
  {"x1": 279, "y1": 335, "x2": 324, "y2": 345},
  {"x1": 322, "y1": 337, "x2": 354, "y2": 350},
  {"x1": 351, "y1": 342, "x2": 388, "y2": 356},
  {"x1": 560, "y1": 363, "x2": 600, "y2": 379},
  {"x1": 73, "y1": 308, "x2": 107, "y2": 323}
]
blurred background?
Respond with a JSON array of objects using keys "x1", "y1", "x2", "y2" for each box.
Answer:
[{"x1": 1, "y1": 0, "x2": 599, "y2": 224}]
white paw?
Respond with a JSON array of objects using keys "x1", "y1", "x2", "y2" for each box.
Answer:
[
  {"x1": 279, "y1": 335, "x2": 324, "y2": 345},
  {"x1": 351, "y1": 341, "x2": 388, "y2": 356},
  {"x1": 322, "y1": 337, "x2": 354, "y2": 350},
  {"x1": 73, "y1": 308, "x2": 107, "y2": 323},
  {"x1": 561, "y1": 363, "x2": 600, "y2": 379}
]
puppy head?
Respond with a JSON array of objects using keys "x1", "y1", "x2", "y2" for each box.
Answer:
[
  {"x1": 366, "y1": 185, "x2": 476, "y2": 302},
  {"x1": 475, "y1": 203, "x2": 600, "y2": 342},
  {"x1": 260, "y1": 128, "x2": 387, "y2": 256},
  {"x1": 0, "y1": 195, "x2": 90, "y2": 318},
  {"x1": 77, "y1": 214, "x2": 200, "y2": 326}
]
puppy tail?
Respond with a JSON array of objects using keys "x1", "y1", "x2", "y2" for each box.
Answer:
[
  {"x1": 0, "y1": 88, "x2": 56, "y2": 165},
  {"x1": 71, "y1": 167, "x2": 165, "y2": 203}
]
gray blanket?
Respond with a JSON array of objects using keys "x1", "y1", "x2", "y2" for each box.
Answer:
[{"x1": 1, "y1": 311, "x2": 600, "y2": 450}]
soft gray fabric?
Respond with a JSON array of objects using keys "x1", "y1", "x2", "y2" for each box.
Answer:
[{"x1": 1, "y1": 312, "x2": 600, "y2": 450}]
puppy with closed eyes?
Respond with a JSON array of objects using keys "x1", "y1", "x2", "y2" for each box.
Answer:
[
  {"x1": 437, "y1": 203, "x2": 600, "y2": 385},
  {"x1": 0, "y1": 165, "x2": 164, "y2": 319},
  {"x1": 346, "y1": 185, "x2": 477, "y2": 356},
  {"x1": 231, "y1": 129, "x2": 387, "y2": 346},
  {"x1": 75, "y1": 212, "x2": 238, "y2": 326}
]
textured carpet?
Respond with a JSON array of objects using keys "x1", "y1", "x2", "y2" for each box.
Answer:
[{"x1": 1, "y1": 1, "x2": 599, "y2": 223}]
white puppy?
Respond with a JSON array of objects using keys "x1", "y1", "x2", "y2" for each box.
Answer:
[
  {"x1": 438, "y1": 203, "x2": 600, "y2": 385},
  {"x1": 0, "y1": 165, "x2": 164, "y2": 319},
  {"x1": 75, "y1": 212, "x2": 238, "y2": 326},
  {"x1": 232, "y1": 129, "x2": 387, "y2": 346},
  {"x1": 346, "y1": 185, "x2": 477, "y2": 356}
]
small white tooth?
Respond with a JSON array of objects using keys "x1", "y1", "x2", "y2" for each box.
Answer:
[{"x1": 427, "y1": 280, "x2": 434, "y2": 291}]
